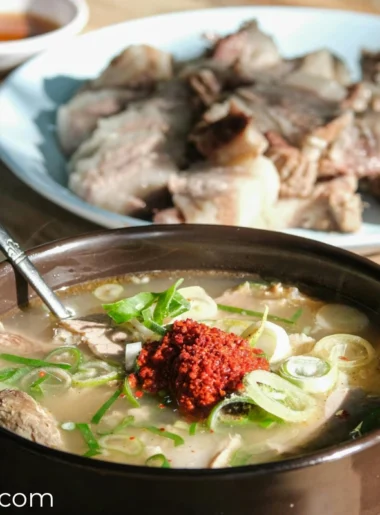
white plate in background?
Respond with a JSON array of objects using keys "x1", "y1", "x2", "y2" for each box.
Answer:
[{"x1": 0, "y1": 6, "x2": 380, "y2": 252}]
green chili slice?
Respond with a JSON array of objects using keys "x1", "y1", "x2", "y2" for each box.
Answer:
[
  {"x1": 91, "y1": 389, "x2": 122, "y2": 424},
  {"x1": 45, "y1": 346, "x2": 83, "y2": 372}
]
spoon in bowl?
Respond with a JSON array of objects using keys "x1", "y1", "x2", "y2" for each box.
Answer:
[{"x1": 0, "y1": 224, "x2": 71, "y2": 319}]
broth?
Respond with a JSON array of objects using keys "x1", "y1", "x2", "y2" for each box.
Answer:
[
  {"x1": 0, "y1": 12, "x2": 59, "y2": 42},
  {"x1": 0, "y1": 271, "x2": 379, "y2": 469}
]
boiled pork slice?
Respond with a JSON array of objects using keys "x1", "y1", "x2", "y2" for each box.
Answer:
[
  {"x1": 156, "y1": 155, "x2": 280, "y2": 227},
  {"x1": 57, "y1": 88, "x2": 148, "y2": 155},
  {"x1": 272, "y1": 176, "x2": 362, "y2": 233},
  {"x1": 361, "y1": 50, "x2": 380, "y2": 85},
  {"x1": 0, "y1": 331, "x2": 49, "y2": 355},
  {"x1": 0, "y1": 389, "x2": 62, "y2": 448},
  {"x1": 90, "y1": 45, "x2": 173, "y2": 89},
  {"x1": 68, "y1": 81, "x2": 194, "y2": 216}
]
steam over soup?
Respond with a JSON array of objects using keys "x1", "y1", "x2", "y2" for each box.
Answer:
[{"x1": 0, "y1": 272, "x2": 380, "y2": 469}]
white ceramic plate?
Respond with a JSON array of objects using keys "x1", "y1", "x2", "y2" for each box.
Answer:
[{"x1": 1, "y1": 6, "x2": 380, "y2": 252}]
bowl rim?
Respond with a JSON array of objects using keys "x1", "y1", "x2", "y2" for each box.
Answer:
[
  {"x1": 0, "y1": 0, "x2": 89, "y2": 54},
  {"x1": 1, "y1": 224, "x2": 380, "y2": 477}
]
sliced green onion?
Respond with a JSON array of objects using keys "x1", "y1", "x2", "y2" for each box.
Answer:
[
  {"x1": 176, "y1": 286, "x2": 217, "y2": 321},
  {"x1": 93, "y1": 283, "x2": 124, "y2": 303},
  {"x1": 0, "y1": 354, "x2": 71, "y2": 370},
  {"x1": 145, "y1": 426, "x2": 185, "y2": 447},
  {"x1": 72, "y1": 360, "x2": 121, "y2": 387},
  {"x1": 76, "y1": 423, "x2": 101, "y2": 456},
  {"x1": 280, "y1": 355, "x2": 337, "y2": 393},
  {"x1": 243, "y1": 320, "x2": 291, "y2": 364},
  {"x1": 142, "y1": 309, "x2": 167, "y2": 336},
  {"x1": 241, "y1": 306, "x2": 269, "y2": 347},
  {"x1": 207, "y1": 395, "x2": 256, "y2": 431},
  {"x1": 313, "y1": 334, "x2": 376, "y2": 370},
  {"x1": 61, "y1": 422, "x2": 76, "y2": 431},
  {"x1": 44, "y1": 346, "x2": 83, "y2": 372},
  {"x1": 97, "y1": 415, "x2": 135, "y2": 436},
  {"x1": 290, "y1": 308, "x2": 303, "y2": 323},
  {"x1": 216, "y1": 304, "x2": 294, "y2": 324},
  {"x1": 146, "y1": 453, "x2": 171, "y2": 468},
  {"x1": 21, "y1": 367, "x2": 72, "y2": 394},
  {"x1": 167, "y1": 292, "x2": 191, "y2": 319},
  {"x1": 244, "y1": 370, "x2": 318, "y2": 423},
  {"x1": 153, "y1": 279, "x2": 184, "y2": 324},
  {"x1": 248, "y1": 406, "x2": 282, "y2": 428},
  {"x1": 0, "y1": 368, "x2": 19, "y2": 382},
  {"x1": 122, "y1": 377, "x2": 140, "y2": 408},
  {"x1": 91, "y1": 389, "x2": 122, "y2": 424},
  {"x1": 189, "y1": 422, "x2": 197, "y2": 436},
  {"x1": 98, "y1": 434, "x2": 144, "y2": 456},
  {"x1": 350, "y1": 408, "x2": 380, "y2": 439},
  {"x1": 103, "y1": 292, "x2": 157, "y2": 325},
  {"x1": 4, "y1": 366, "x2": 32, "y2": 384}
]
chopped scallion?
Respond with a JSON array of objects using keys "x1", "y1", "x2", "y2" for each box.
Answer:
[
  {"x1": 216, "y1": 304, "x2": 294, "y2": 324},
  {"x1": 189, "y1": 422, "x2": 197, "y2": 436},
  {"x1": 145, "y1": 453, "x2": 171, "y2": 468},
  {"x1": 0, "y1": 354, "x2": 71, "y2": 370},
  {"x1": 145, "y1": 426, "x2": 185, "y2": 447},
  {"x1": 91, "y1": 389, "x2": 122, "y2": 424},
  {"x1": 153, "y1": 279, "x2": 184, "y2": 324},
  {"x1": 76, "y1": 423, "x2": 101, "y2": 456},
  {"x1": 122, "y1": 377, "x2": 140, "y2": 408}
]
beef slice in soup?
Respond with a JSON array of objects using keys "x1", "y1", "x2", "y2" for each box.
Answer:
[
  {"x1": 59, "y1": 314, "x2": 128, "y2": 363},
  {"x1": 0, "y1": 389, "x2": 62, "y2": 448}
]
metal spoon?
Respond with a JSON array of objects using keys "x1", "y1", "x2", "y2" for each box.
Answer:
[{"x1": 0, "y1": 224, "x2": 71, "y2": 319}]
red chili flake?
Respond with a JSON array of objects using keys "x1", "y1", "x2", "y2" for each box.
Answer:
[
  {"x1": 210, "y1": 429, "x2": 214, "y2": 434},
  {"x1": 159, "y1": 403, "x2": 165, "y2": 409},
  {"x1": 339, "y1": 356, "x2": 350, "y2": 361},
  {"x1": 39, "y1": 371, "x2": 46, "y2": 378},
  {"x1": 160, "y1": 427, "x2": 165, "y2": 432},
  {"x1": 129, "y1": 436, "x2": 135, "y2": 441},
  {"x1": 119, "y1": 393, "x2": 126, "y2": 399},
  {"x1": 128, "y1": 374, "x2": 137, "y2": 388},
  {"x1": 135, "y1": 390, "x2": 143, "y2": 398}
]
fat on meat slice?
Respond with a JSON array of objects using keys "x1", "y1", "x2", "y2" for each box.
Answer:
[
  {"x1": 90, "y1": 45, "x2": 173, "y2": 89},
  {"x1": 0, "y1": 389, "x2": 62, "y2": 448},
  {"x1": 57, "y1": 88, "x2": 148, "y2": 155},
  {"x1": 59, "y1": 315, "x2": 128, "y2": 363},
  {"x1": 160, "y1": 155, "x2": 280, "y2": 228},
  {"x1": 272, "y1": 175, "x2": 362, "y2": 233}
]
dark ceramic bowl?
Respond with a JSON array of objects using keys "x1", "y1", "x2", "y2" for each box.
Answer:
[{"x1": 1, "y1": 225, "x2": 380, "y2": 515}]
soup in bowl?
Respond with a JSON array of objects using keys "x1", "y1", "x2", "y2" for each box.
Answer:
[{"x1": 0, "y1": 225, "x2": 380, "y2": 514}]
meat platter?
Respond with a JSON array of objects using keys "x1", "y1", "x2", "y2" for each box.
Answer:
[{"x1": 0, "y1": 6, "x2": 380, "y2": 251}]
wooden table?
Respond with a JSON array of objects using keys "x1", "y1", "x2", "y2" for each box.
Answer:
[{"x1": 1, "y1": 0, "x2": 380, "y2": 260}]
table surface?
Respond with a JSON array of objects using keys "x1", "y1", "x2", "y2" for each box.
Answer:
[{"x1": 1, "y1": 0, "x2": 380, "y2": 262}]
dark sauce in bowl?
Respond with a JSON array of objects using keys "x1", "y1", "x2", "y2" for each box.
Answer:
[{"x1": 0, "y1": 12, "x2": 60, "y2": 42}]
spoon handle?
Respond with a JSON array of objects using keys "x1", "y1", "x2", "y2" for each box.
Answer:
[{"x1": 0, "y1": 225, "x2": 71, "y2": 319}]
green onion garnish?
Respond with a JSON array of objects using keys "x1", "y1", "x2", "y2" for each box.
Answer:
[
  {"x1": 122, "y1": 377, "x2": 140, "y2": 408},
  {"x1": 145, "y1": 426, "x2": 185, "y2": 447},
  {"x1": 76, "y1": 423, "x2": 101, "y2": 456},
  {"x1": 44, "y1": 346, "x2": 83, "y2": 372},
  {"x1": 216, "y1": 304, "x2": 294, "y2": 324},
  {"x1": 97, "y1": 415, "x2": 135, "y2": 436},
  {"x1": 103, "y1": 292, "x2": 157, "y2": 325},
  {"x1": 0, "y1": 354, "x2": 71, "y2": 370},
  {"x1": 0, "y1": 368, "x2": 19, "y2": 382},
  {"x1": 142, "y1": 309, "x2": 167, "y2": 336},
  {"x1": 145, "y1": 453, "x2": 171, "y2": 468},
  {"x1": 290, "y1": 308, "x2": 303, "y2": 323},
  {"x1": 189, "y1": 422, "x2": 197, "y2": 436},
  {"x1": 91, "y1": 389, "x2": 122, "y2": 424},
  {"x1": 153, "y1": 279, "x2": 184, "y2": 324}
]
